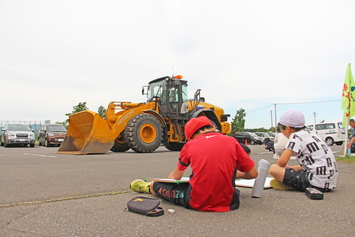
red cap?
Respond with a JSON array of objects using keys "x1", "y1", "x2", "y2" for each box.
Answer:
[{"x1": 185, "y1": 117, "x2": 213, "y2": 141}]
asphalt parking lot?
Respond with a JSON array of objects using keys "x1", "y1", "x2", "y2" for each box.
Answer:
[{"x1": 0, "y1": 144, "x2": 354, "y2": 236}]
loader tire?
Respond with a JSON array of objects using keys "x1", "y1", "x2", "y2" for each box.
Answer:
[
  {"x1": 124, "y1": 113, "x2": 163, "y2": 153},
  {"x1": 110, "y1": 137, "x2": 130, "y2": 152},
  {"x1": 164, "y1": 142, "x2": 185, "y2": 151}
]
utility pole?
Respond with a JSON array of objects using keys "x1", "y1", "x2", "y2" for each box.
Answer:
[
  {"x1": 270, "y1": 108, "x2": 273, "y2": 132},
  {"x1": 313, "y1": 112, "x2": 316, "y2": 124},
  {"x1": 274, "y1": 104, "x2": 277, "y2": 132}
]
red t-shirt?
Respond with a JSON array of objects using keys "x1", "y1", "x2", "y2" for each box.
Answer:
[{"x1": 177, "y1": 132, "x2": 255, "y2": 212}]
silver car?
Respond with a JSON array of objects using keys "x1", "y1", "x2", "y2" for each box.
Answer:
[
  {"x1": 255, "y1": 132, "x2": 274, "y2": 143},
  {"x1": 0, "y1": 124, "x2": 36, "y2": 147}
]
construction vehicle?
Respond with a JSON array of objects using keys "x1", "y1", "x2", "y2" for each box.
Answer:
[{"x1": 58, "y1": 75, "x2": 231, "y2": 154}]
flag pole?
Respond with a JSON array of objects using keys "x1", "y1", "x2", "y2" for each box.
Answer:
[
  {"x1": 344, "y1": 115, "x2": 349, "y2": 156},
  {"x1": 341, "y1": 63, "x2": 354, "y2": 156}
]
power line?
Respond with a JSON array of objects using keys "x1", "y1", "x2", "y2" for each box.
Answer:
[
  {"x1": 247, "y1": 99, "x2": 340, "y2": 113},
  {"x1": 277, "y1": 99, "x2": 340, "y2": 105},
  {"x1": 247, "y1": 104, "x2": 274, "y2": 113}
]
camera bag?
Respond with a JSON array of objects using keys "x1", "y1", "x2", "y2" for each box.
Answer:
[{"x1": 127, "y1": 196, "x2": 164, "y2": 217}]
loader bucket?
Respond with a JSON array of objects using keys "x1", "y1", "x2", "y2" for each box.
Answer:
[{"x1": 57, "y1": 110, "x2": 115, "y2": 155}]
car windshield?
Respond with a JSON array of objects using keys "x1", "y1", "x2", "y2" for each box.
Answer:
[
  {"x1": 7, "y1": 124, "x2": 31, "y2": 131},
  {"x1": 47, "y1": 125, "x2": 67, "y2": 132}
]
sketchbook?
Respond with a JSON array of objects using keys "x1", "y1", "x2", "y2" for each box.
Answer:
[
  {"x1": 235, "y1": 177, "x2": 273, "y2": 189},
  {"x1": 145, "y1": 177, "x2": 273, "y2": 188}
]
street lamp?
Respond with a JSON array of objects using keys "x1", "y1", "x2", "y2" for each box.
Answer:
[
  {"x1": 270, "y1": 108, "x2": 273, "y2": 132},
  {"x1": 314, "y1": 112, "x2": 316, "y2": 125}
]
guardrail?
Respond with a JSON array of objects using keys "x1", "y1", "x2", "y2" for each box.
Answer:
[{"x1": 0, "y1": 120, "x2": 51, "y2": 136}]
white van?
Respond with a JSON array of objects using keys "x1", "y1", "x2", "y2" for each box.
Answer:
[{"x1": 306, "y1": 122, "x2": 345, "y2": 146}]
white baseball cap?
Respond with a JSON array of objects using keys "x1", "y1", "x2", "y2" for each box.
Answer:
[{"x1": 278, "y1": 109, "x2": 305, "y2": 128}]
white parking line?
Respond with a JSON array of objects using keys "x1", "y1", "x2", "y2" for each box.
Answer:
[{"x1": 23, "y1": 153, "x2": 57, "y2": 158}]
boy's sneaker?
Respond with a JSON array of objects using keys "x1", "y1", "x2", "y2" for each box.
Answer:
[
  {"x1": 130, "y1": 179, "x2": 151, "y2": 193},
  {"x1": 270, "y1": 179, "x2": 294, "y2": 190}
]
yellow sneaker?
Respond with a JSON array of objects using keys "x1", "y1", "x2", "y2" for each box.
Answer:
[
  {"x1": 130, "y1": 179, "x2": 151, "y2": 193},
  {"x1": 270, "y1": 179, "x2": 294, "y2": 190}
]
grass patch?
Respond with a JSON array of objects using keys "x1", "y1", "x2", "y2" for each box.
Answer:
[{"x1": 337, "y1": 155, "x2": 355, "y2": 164}]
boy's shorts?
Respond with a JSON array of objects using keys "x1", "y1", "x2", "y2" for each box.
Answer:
[
  {"x1": 283, "y1": 168, "x2": 310, "y2": 192},
  {"x1": 151, "y1": 182, "x2": 193, "y2": 209},
  {"x1": 283, "y1": 168, "x2": 330, "y2": 192}
]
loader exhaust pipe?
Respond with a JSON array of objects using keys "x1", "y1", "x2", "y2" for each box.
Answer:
[{"x1": 57, "y1": 110, "x2": 115, "y2": 155}]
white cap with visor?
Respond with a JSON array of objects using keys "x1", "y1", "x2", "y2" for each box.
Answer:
[{"x1": 278, "y1": 109, "x2": 305, "y2": 128}]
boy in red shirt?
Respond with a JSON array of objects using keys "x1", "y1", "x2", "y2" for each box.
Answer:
[{"x1": 130, "y1": 116, "x2": 258, "y2": 212}]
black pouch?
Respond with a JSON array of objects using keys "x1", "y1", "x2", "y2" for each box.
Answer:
[
  {"x1": 305, "y1": 187, "x2": 324, "y2": 200},
  {"x1": 127, "y1": 196, "x2": 164, "y2": 217},
  {"x1": 351, "y1": 143, "x2": 355, "y2": 153}
]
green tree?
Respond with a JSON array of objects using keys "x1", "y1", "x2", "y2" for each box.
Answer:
[
  {"x1": 56, "y1": 121, "x2": 68, "y2": 129},
  {"x1": 66, "y1": 102, "x2": 89, "y2": 115},
  {"x1": 230, "y1": 108, "x2": 246, "y2": 135},
  {"x1": 64, "y1": 102, "x2": 89, "y2": 126},
  {"x1": 256, "y1": 127, "x2": 267, "y2": 132},
  {"x1": 98, "y1": 105, "x2": 106, "y2": 119}
]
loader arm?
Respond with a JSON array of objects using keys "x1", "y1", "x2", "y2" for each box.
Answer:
[
  {"x1": 58, "y1": 101, "x2": 158, "y2": 155},
  {"x1": 107, "y1": 101, "x2": 158, "y2": 139}
]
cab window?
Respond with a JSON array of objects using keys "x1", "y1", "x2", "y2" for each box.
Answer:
[
  {"x1": 147, "y1": 80, "x2": 166, "y2": 103},
  {"x1": 182, "y1": 83, "x2": 188, "y2": 102}
]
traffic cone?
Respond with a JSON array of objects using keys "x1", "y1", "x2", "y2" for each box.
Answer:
[{"x1": 245, "y1": 139, "x2": 247, "y2": 145}]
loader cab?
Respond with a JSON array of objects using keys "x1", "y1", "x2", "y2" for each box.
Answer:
[
  {"x1": 146, "y1": 76, "x2": 188, "y2": 118},
  {"x1": 168, "y1": 79, "x2": 188, "y2": 113},
  {"x1": 146, "y1": 77, "x2": 167, "y2": 103}
]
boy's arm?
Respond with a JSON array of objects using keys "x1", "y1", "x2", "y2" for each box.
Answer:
[
  {"x1": 348, "y1": 136, "x2": 355, "y2": 148},
  {"x1": 277, "y1": 149, "x2": 294, "y2": 167},
  {"x1": 236, "y1": 166, "x2": 258, "y2": 179},
  {"x1": 167, "y1": 167, "x2": 186, "y2": 180}
]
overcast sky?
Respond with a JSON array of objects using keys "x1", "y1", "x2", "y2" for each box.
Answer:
[{"x1": 1, "y1": 0, "x2": 354, "y2": 129}]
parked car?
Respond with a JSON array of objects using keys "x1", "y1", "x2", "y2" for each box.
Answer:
[
  {"x1": 268, "y1": 132, "x2": 276, "y2": 138},
  {"x1": 255, "y1": 132, "x2": 274, "y2": 143},
  {"x1": 306, "y1": 122, "x2": 345, "y2": 146},
  {"x1": 234, "y1": 132, "x2": 264, "y2": 145},
  {"x1": 0, "y1": 124, "x2": 35, "y2": 147},
  {"x1": 38, "y1": 124, "x2": 67, "y2": 147}
]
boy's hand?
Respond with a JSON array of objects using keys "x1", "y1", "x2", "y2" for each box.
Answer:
[{"x1": 168, "y1": 167, "x2": 185, "y2": 180}]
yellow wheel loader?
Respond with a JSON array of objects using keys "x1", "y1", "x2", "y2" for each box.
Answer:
[{"x1": 58, "y1": 75, "x2": 231, "y2": 154}]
